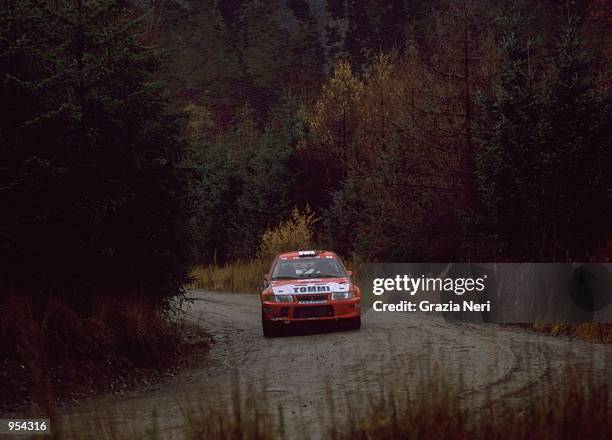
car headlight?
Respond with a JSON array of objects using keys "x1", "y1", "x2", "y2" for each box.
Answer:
[
  {"x1": 331, "y1": 291, "x2": 355, "y2": 300},
  {"x1": 267, "y1": 294, "x2": 293, "y2": 303}
]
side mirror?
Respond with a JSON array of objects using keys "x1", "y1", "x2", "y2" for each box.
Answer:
[
  {"x1": 261, "y1": 274, "x2": 271, "y2": 291},
  {"x1": 346, "y1": 270, "x2": 353, "y2": 277}
]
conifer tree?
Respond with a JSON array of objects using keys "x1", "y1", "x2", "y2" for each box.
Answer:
[
  {"x1": 235, "y1": 0, "x2": 324, "y2": 117},
  {"x1": 304, "y1": 61, "x2": 363, "y2": 210},
  {"x1": 0, "y1": 0, "x2": 199, "y2": 302},
  {"x1": 344, "y1": 0, "x2": 375, "y2": 71},
  {"x1": 476, "y1": 16, "x2": 612, "y2": 258},
  {"x1": 378, "y1": 0, "x2": 407, "y2": 50},
  {"x1": 327, "y1": 0, "x2": 346, "y2": 20},
  {"x1": 288, "y1": 0, "x2": 311, "y2": 21},
  {"x1": 218, "y1": 0, "x2": 242, "y2": 26},
  {"x1": 325, "y1": 0, "x2": 347, "y2": 65},
  {"x1": 537, "y1": 17, "x2": 612, "y2": 256},
  {"x1": 475, "y1": 30, "x2": 543, "y2": 256}
]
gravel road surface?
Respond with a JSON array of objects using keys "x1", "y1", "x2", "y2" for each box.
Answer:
[{"x1": 59, "y1": 290, "x2": 612, "y2": 439}]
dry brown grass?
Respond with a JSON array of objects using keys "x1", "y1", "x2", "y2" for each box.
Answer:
[
  {"x1": 533, "y1": 322, "x2": 612, "y2": 343},
  {"x1": 189, "y1": 259, "x2": 268, "y2": 294},
  {"x1": 0, "y1": 293, "x2": 190, "y2": 410},
  {"x1": 48, "y1": 362, "x2": 611, "y2": 440},
  {"x1": 336, "y1": 364, "x2": 611, "y2": 439},
  {"x1": 180, "y1": 382, "x2": 274, "y2": 440},
  {"x1": 190, "y1": 206, "x2": 321, "y2": 294},
  {"x1": 189, "y1": 256, "x2": 361, "y2": 295},
  {"x1": 55, "y1": 378, "x2": 279, "y2": 440},
  {"x1": 258, "y1": 206, "x2": 317, "y2": 259}
]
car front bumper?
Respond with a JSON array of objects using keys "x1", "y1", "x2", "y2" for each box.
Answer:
[{"x1": 262, "y1": 298, "x2": 360, "y2": 322}]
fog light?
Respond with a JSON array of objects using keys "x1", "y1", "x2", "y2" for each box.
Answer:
[
  {"x1": 332, "y1": 291, "x2": 355, "y2": 300},
  {"x1": 269, "y1": 294, "x2": 293, "y2": 303}
]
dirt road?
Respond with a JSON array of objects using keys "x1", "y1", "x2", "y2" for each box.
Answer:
[{"x1": 60, "y1": 290, "x2": 612, "y2": 439}]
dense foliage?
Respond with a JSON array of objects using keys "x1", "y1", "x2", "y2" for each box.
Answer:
[
  {"x1": 0, "y1": 0, "x2": 199, "y2": 303},
  {"x1": 2, "y1": 0, "x2": 611, "y2": 303},
  {"x1": 2, "y1": 0, "x2": 609, "y2": 409},
  {"x1": 476, "y1": 16, "x2": 612, "y2": 259},
  {"x1": 170, "y1": 0, "x2": 611, "y2": 262}
]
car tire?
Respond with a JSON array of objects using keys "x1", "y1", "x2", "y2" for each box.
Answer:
[
  {"x1": 262, "y1": 311, "x2": 278, "y2": 338},
  {"x1": 343, "y1": 316, "x2": 361, "y2": 330}
]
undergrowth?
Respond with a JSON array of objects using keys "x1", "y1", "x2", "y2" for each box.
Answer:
[
  {"x1": 48, "y1": 363, "x2": 611, "y2": 439},
  {"x1": 0, "y1": 293, "x2": 191, "y2": 411},
  {"x1": 532, "y1": 322, "x2": 612, "y2": 343}
]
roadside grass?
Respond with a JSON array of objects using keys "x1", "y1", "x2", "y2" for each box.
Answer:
[
  {"x1": 49, "y1": 362, "x2": 611, "y2": 440},
  {"x1": 189, "y1": 206, "x2": 320, "y2": 294},
  {"x1": 189, "y1": 257, "x2": 362, "y2": 295},
  {"x1": 189, "y1": 259, "x2": 268, "y2": 294},
  {"x1": 0, "y1": 293, "x2": 201, "y2": 411},
  {"x1": 190, "y1": 260, "x2": 612, "y2": 349},
  {"x1": 55, "y1": 379, "x2": 277, "y2": 440},
  {"x1": 532, "y1": 322, "x2": 612, "y2": 343},
  {"x1": 335, "y1": 364, "x2": 611, "y2": 439}
]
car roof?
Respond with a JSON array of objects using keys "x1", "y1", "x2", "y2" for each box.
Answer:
[{"x1": 277, "y1": 250, "x2": 338, "y2": 259}]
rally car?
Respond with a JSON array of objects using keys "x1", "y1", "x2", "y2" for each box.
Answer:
[{"x1": 260, "y1": 250, "x2": 361, "y2": 337}]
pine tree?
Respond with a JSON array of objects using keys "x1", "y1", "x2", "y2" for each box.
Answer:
[
  {"x1": 537, "y1": 17, "x2": 612, "y2": 256},
  {"x1": 344, "y1": 0, "x2": 375, "y2": 71},
  {"x1": 325, "y1": 0, "x2": 347, "y2": 66},
  {"x1": 327, "y1": 0, "x2": 346, "y2": 20},
  {"x1": 476, "y1": 16, "x2": 612, "y2": 259},
  {"x1": 289, "y1": 4, "x2": 326, "y2": 96},
  {"x1": 475, "y1": 30, "x2": 544, "y2": 257},
  {"x1": 0, "y1": 0, "x2": 199, "y2": 302},
  {"x1": 236, "y1": 0, "x2": 287, "y2": 115},
  {"x1": 229, "y1": 124, "x2": 298, "y2": 256},
  {"x1": 287, "y1": 0, "x2": 311, "y2": 21},
  {"x1": 162, "y1": 0, "x2": 242, "y2": 127},
  {"x1": 218, "y1": 0, "x2": 242, "y2": 26},
  {"x1": 235, "y1": 0, "x2": 324, "y2": 118},
  {"x1": 377, "y1": 0, "x2": 407, "y2": 50}
]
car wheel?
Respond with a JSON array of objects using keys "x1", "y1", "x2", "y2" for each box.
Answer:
[
  {"x1": 262, "y1": 311, "x2": 278, "y2": 337},
  {"x1": 344, "y1": 316, "x2": 361, "y2": 330}
]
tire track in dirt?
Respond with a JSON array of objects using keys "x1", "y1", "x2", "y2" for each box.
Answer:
[{"x1": 57, "y1": 291, "x2": 612, "y2": 439}]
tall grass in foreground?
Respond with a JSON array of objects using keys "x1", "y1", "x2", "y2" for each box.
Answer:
[
  {"x1": 51, "y1": 363, "x2": 611, "y2": 440},
  {"x1": 334, "y1": 364, "x2": 611, "y2": 440}
]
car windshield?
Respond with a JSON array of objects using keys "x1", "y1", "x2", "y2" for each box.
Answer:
[{"x1": 271, "y1": 257, "x2": 347, "y2": 280}]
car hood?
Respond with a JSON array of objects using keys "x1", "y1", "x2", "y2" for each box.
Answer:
[{"x1": 270, "y1": 278, "x2": 351, "y2": 295}]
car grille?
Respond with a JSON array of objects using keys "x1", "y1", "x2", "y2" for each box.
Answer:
[
  {"x1": 293, "y1": 305, "x2": 334, "y2": 319},
  {"x1": 297, "y1": 294, "x2": 328, "y2": 304}
]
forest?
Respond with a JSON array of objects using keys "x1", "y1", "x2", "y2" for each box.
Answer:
[
  {"x1": 166, "y1": 0, "x2": 612, "y2": 264},
  {"x1": 1, "y1": 0, "x2": 611, "y2": 407}
]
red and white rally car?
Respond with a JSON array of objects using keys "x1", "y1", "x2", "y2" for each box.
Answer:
[{"x1": 260, "y1": 250, "x2": 361, "y2": 337}]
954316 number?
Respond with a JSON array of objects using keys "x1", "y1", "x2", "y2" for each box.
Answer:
[{"x1": 0, "y1": 419, "x2": 50, "y2": 435}]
